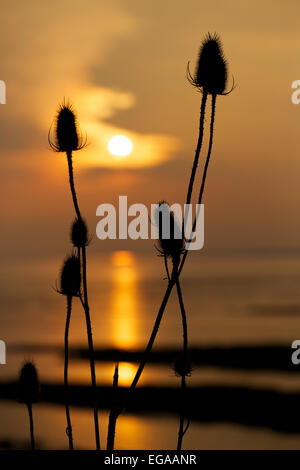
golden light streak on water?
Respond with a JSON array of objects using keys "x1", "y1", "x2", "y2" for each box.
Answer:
[{"x1": 109, "y1": 251, "x2": 140, "y2": 352}]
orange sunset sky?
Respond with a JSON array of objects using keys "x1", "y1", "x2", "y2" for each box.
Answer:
[{"x1": 1, "y1": 0, "x2": 300, "y2": 262}]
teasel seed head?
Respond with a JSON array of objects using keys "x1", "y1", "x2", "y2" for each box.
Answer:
[
  {"x1": 49, "y1": 101, "x2": 86, "y2": 152},
  {"x1": 155, "y1": 201, "x2": 185, "y2": 265},
  {"x1": 18, "y1": 361, "x2": 40, "y2": 404},
  {"x1": 59, "y1": 255, "x2": 81, "y2": 297},
  {"x1": 71, "y1": 217, "x2": 89, "y2": 248},
  {"x1": 188, "y1": 33, "x2": 230, "y2": 95},
  {"x1": 174, "y1": 355, "x2": 192, "y2": 378}
]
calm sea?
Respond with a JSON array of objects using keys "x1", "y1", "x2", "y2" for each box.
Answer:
[{"x1": 1, "y1": 250, "x2": 300, "y2": 449}]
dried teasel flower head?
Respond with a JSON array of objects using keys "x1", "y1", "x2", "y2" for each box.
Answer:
[
  {"x1": 49, "y1": 101, "x2": 86, "y2": 152},
  {"x1": 188, "y1": 33, "x2": 230, "y2": 95},
  {"x1": 174, "y1": 354, "x2": 192, "y2": 378},
  {"x1": 18, "y1": 361, "x2": 40, "y2": 404},
  {"x1": 71, "y1": 217, "x2": 89, "y2": 248},
  {"x1": 59, "y1": 255, "x2": 81, "y2": 297},
  {"x1": 155, "y1": 201, "x2": 185, "y2": 265}
]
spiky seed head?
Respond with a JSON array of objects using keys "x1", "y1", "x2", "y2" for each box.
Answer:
[
  {"x1": 49, "y1": 101, "x2": 85, "y2": 152},
  {"x1": 155, "y1": 201, "x2": 185, "y2": 265},
  {"x1": 71, "y1": 218, "x2": 88, "y2": 247},
  {"x1": 18, "y1": 361, "x2": 40, "y2": 404},
  {"x1": 192, "y1": 33, "x2": 228, "y2": 95},
  {"x1": 174, "y1": 355, "x2": 192, "y2": 377},
  {"x1": 59, "y1": 255, "x2": 81, "y2": 297},
  {"x1": 56, "y1": 104, "x2": 79, "y2": 152}
]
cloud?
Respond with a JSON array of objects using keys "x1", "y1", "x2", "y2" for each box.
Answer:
[
  {"x1": 1, "y1": 0, "x2": 180, "y2": 168},
  {"x1": 72, "y1": 86, "x2": 180, "y2": 168}
]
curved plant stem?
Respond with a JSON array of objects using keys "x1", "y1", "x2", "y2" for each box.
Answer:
[
  {"x1": 176, "y1": 93, "x2": 217, "y2": 447},
  {"x1": 163, "y1": 256, "x2": 190, "y2": 450},
  {"x1": 177, "y1": 95, "x2": 217, "y2": 448},
  {"x1": 185, "y1": 91, "x2": 208, "y2": 207},
  {"x1": 64, "y1": 295, "x2": 74, "y2": 450},
  {"x1": 81, "y1": 245, "x2": 101, "y2": 451},
  {"x1": 175, "y1": 278, "x2": 189, "y2": 450},
  {"x1": 112, "y1": 264, "x2": 178, "y2": 420},
  {"x1": 179, "y1": 94, "x2": 217, "y2": 276},
  {"x1": 67, "y1": 152, "x2": 81, "y2": 220},
  {"x1": 66, "y1": 150, "x2": 101, "y2": 451},
  {"x1": 107, "y1": 362, "x2": 119, "y2": 450},
  {"x1": 27, "y1": 403, "x2": 35, "y2": 450},
  {"x1": 164, "y1": 254, "x2": 170, "y2": 281}
]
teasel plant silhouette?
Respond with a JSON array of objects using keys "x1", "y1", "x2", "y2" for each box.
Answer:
[
  {"x1": 57, "y1": 254, "x2": 81, "y2": 450},
  {"x1": 18, "y1": 361, "x2": 40, "y2": 450},
  {"x1": 49, "y1": 102, "x2": 101, "y2": 450},
  {"x1": 108, "y1": 33, "x2": 233, "y2": 449},
  {"x1": 181, "y1": 32, "x2": 233, "y2": 273},
  {"x1": 185, "y1": 33, "x2": 232, "y2": 209}
]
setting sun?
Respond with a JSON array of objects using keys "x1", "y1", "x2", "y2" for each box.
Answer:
[{"x1": 108, "y1": 135, "x2": 133, "y2": 157}]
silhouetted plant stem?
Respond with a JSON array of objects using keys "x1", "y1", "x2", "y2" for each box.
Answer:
[
  {"x1": 185, "y1": 91, "x2": 208, "y2": 208},
  {"x1": 179, "y1": 94, "x2": 217, "y2": 277},
  {"x1": 81, "y1": 245, "x2": 101, "y2": 451},
  {"x1": 177, "y1": 376, "x2": 187, "y2": 448},
  {"x1": 162, "y1": 253, "x2": 189, "y2": 449},
  {"x1": 112, "y1": 264, "x2": 178, "y2": 421},
  {"x1": 175, "y1": 278, "x2": 189, "y2": 450},
  {"x1": 107, "y1": 362, "x2": 119, "y2": 450},
  {"x1": 65, "y1": 152, "x2": 87, "y2": 243},
  {"x1": 164, "y1": 253, "x2": 170, "y2": 281},
  {"x1": 175, "y1": 280, "x2": 188, "y2": 362},
  {"x1": 64, "y1": 295, "x2": 74, "y2": 450},
  {"x1": 26, "y1": 403, "x2": 35, "y2": 450},
  {"x1": 176, "y1": 92, "x2": 217, "y2": 447},
  {"x1": 65, "y1": 150, "x2": 100, "y2": 450},
  {"x1": 175, "y1": 92, "x2": 210, "y2": 449},
  {"x1": 66, "y1": 151, "x2": 81, "y2": 220}
]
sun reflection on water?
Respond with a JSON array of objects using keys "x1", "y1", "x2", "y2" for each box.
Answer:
[
  {"x1": 117, "y1": 362, "x2": 138, "y2": 387},
  {"x1": 109, "y1": 251, "x2": 140, "y2": 353}
]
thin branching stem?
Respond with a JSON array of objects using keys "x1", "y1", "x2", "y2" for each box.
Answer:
[
  {"x1": 107, "y1": 362, "x2": 119, "y2": 450},
  {"x1": 185, "y1": 91, "x2": 208, "y2": 208},
  {"x1": 163, "y1": 256, "x2": 190, "y2": 450},
  {"x1": 66, "y1": 150, "x2": 100, "y2": 450},
  {"x1": 175, "y1": 93, "x2": 217, "y2": 447},
  {"x1": 81, "y1": 245, "x2": 101, "y2": 450},
  {"x1": 175, "y1": 278, "x2": 189, "y2": 450},
  {"x1": 64, "y1": 295, "x2": 74, "y2": 450},
  {"x1": 27, "y1": 403, "x2": 35, "y2": 451},
  {"x1": 179, "y1": 94, "x2": 217, "y2": 276},
  {"x1": 164, "y1": 254, "x2": 171, "y2": 281},
  {"x1": 176, "y1": 94, "x2": 217, "y2": 448},
  {"x1": 112, "y1": 264, "x2": 178, "y2": 420},
  {"x1": 66, "y1": 151, "x2": 81, "y2": 220}
]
